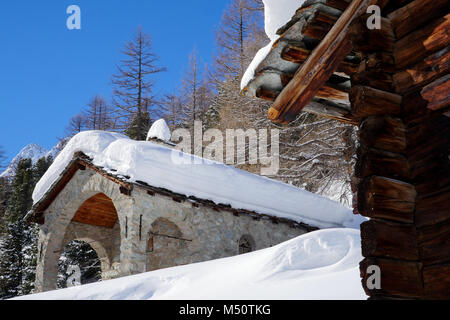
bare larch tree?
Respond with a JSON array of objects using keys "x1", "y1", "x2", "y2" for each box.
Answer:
[{"x1": 112, "y1": 27, "x2": 166, "y2": 140}]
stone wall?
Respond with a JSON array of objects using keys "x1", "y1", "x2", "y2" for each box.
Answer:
[
  {"x1": 132, "y1": 187, "x2": 308, "y2": 272},
  {"x1": 35, "y1": 167, "x2": 310, "y2": 292}
]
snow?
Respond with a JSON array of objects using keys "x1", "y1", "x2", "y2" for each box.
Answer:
[
  {"x1": 0, "y1": 141, "x2": 65, "y2": 179},
  {"x1": 15, "y1": 228, "x2": 367, "y2": 300},
  {"x1": 1, "y1": 144, "x2": 48, "y2": 178},
  {"x1": 32, "y1": 131, "x2": 364, "y2": 229},
  {"x1": 241, "y1": 40, "x2": 277, "y2": 91},
  {"x1": 147, "y1": 119, "x2": 171, "y2": 142},
  {"x1": 241, "y1": 0, "x2": 306, "y2": 90}
]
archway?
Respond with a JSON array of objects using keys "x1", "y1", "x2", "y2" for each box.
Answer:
[
  {"x1": 238, "y1": 235, "x2": 255, "y2": 254},
  {"x1": 146, "y1": 217, "x2": 187, "y2": 271},
  {"x1": 57, "y1": 240, "x2": 102, "y2": 288},
  {"x1": 37, "y1": 191, "x2": 123, "y2": 292}
]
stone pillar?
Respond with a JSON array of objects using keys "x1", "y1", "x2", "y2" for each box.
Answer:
[
  {"x1": 35, "y1": 224, "x2": 67, "y2": 292},
  {"x1": 116, "y1": 199, "x2": 147, "y2": 277}
]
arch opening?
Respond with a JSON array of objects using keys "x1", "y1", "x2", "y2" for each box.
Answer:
[
  {"x1": 57, "y1": 240, "x2": 102, "y2": 289},
  {"x1": 146, "y1": 218, "x2": 186, "y2": 271},
  {"x1": 238, "y1": 235, "x2": 255, "y2": 254},
  {"x1": 38, "y1": 192, "x2": 122, "y2": 292}
]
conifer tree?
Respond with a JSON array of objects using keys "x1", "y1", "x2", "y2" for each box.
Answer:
[
  {"x1": 57, "y1": 240, "x2": 102, "y2": 289},
  {"x1": 0, "y1": 156, "x2": 52, "y2": 299},
  {"x1": 112, "y1": 27, "x2": 166, "y2": 140}
]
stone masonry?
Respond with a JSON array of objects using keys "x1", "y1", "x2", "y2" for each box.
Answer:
[{"x1": 35, "y1": 167, "x2": 311, "y2": 292}]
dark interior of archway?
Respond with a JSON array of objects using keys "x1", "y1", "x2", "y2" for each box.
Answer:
[
  {"x1": 72, "y1": 193, "x2": 118, "y2": 228},
  {"x1": 57, "y1": 240, "x2": 101, "y2": 289}
]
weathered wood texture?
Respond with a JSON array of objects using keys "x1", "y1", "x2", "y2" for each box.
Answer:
[
  {"x1": 357, "y1": 176, "x2": 416, "y2": 223},
  {"x1": 421, "y1": 74, "x2": 450, "y2": 112},
  {"x1": 388, "y1": 0, "x2": 450, "y2": 39},
  {"x1": 359, "y1": 116, "x2": 406, "y2": 152},
  {"x1": 423, "y1": 264, "x2": 450, "y2": 299},
  {"x1": 356, "y1": 146, "x2": 410, "y2": 181},
  {"x1": 361, "y1": 220, "x2": 419, "y2": 260},
  {"x1": 418, "y1": 220, "x2": 450, "y2": 266},
  {"x1": 393, "y1": 46, "x2": 450, "y2": 94},
  {"x1": 350, "y1": 86, "x2": 402, "y2": 118},
  {"x1": 268, "y1": 0, "x2": 377, "y2": 123},
  {"x1": 280, "y1": 45, "x2": 360, "y2": 75},
  {"x1": 394, "y1": 13, "x2": 450, "y2": 69},
  {"x1": 349, "y1": 15, "x2": 395, "y2": 53},
  {"x1": 360, "y1": 257, "x2": 424, "y2": 298},
  {"x1": 353, "y1": 0, "x2": 450, "y2": 300}
]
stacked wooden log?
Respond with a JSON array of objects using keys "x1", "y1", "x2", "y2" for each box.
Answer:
[
  {"x1": 350, "y1": 0, "x2": 450, "y2": 299},
  {"x1": 241, "y1": 0, "x2": 361, "y2": 124}
]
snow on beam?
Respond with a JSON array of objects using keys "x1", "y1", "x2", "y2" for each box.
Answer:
[{"x1": 267, "y1": 0, "x2": 378, "y2": 124}]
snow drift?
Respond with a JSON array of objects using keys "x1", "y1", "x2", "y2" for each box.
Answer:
[
  {"x1": 32, "y1": 131, "x2": 364, "y2": 229},
  {"x1": 16, "y1": 229, "x2": 367, "y2": 300}
]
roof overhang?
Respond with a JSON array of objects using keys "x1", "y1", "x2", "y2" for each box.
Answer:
[{"x1": 242, "y1": 0, "x2": 381, "y2": 124}]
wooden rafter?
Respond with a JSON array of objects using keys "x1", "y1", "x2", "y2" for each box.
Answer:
[{"x1": 267, "y1": 0, "x2": 378, "y2": 123}]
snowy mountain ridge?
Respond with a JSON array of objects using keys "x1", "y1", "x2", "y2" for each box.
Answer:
[{"x1": 0, "y1": 142, "x2": 62, "y2": 179}]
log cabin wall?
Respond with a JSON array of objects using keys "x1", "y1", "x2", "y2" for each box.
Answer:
[{"x1": 350, "y1": 0, "x2": 450, "y2": 299}]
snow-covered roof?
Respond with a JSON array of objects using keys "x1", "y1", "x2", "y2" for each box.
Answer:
[
  {"x1": 146, "y1": 119, "x2": 171, "y2": 142},
  {"x1": 31, "y1": 131, "x2": 364, "y2": 229}
]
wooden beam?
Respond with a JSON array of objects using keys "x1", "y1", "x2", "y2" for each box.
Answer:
[
  {"x1": 349, "y1": 15, "x2": 395, "y2": 53},
  {"x1": 361, "y1": 220, "x2": 419, "y2": 260},
  {"x1": 360, "y1": 257, "x2": 424, "y2": 298},
  {"x1": 267, "y1": 0, "x2": 376, "y2": 123},
  {"x1": 256, "y1": 86, "x2": 356, "y2": 123},
  {"x1": 301, "y1": 10, "x2": 338, "y2": 41},
  {"x1": 421, "y1": 74, "x2": 450, "y2": 111},
  {"x1": 394, "y1": 13, "x2": 450, "y2": 69},
  {"x1": 415, "y1": 189, "x2": 450, "y2": 227},
  {"x1": 350, "y1": 86, "x2": 402, "y2": 118},
  {"x1": 257, "y1": 83, "x2": 349, "y2": 103},
  {"x1": 388, "y1": 0, "x2": 450, "y2": 39},
  {"x1": 423, "y1": 264, "x2": 450, "y2": 299},
  {"x1": 358, "y1": 175, "x2": 416, "y2": 223},
  {"x1": 281, "y1": 45, "x2": 360, "y2": 75},
  {"x1": 393, "y1": 46, "x2": 450, "y2": 94},
  {"x1": 352, "y1": 71, "x2": 395, "y2": 92},
  {"x1": 356, "y1": 146, "x2": 410, "y2": 181},
  {"x1": 326, "y1": 0, "x2": 352, "y2": 11},
  {"x1": 359, "y1": 116, "x2": 407, "y2": 153},
  {"x1": 418, "y1": 220, "x2": 450, "y2": 265}
]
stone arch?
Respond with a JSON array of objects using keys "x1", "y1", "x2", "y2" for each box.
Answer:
[
  {"x1": 60, "y1": 228, "x2": 113, "y2": 279},
  {"x1": 238, "y1": 234, "x2": 255, "y2": 254},
  {"x1": 35, "y1": 171, "x2": 129, "y2": 292},
  {"x1": 146, "y1": 217, "x2": 187, "y2": 271},
  {"x1": 56, "y1": 239, "x2": 103, "y2": 288}
]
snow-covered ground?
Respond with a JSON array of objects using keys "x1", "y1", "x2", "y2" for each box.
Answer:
[
  {"x1": 32, "y1": 131, "x2": 364, "y2": 229},
  {"x1": 16, "y1": 228, "x2": 367, "y2": 300}
]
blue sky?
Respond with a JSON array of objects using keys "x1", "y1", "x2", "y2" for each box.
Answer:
[{"x1": 0, "y1": 0, "x2": 228, "y2": 163}]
